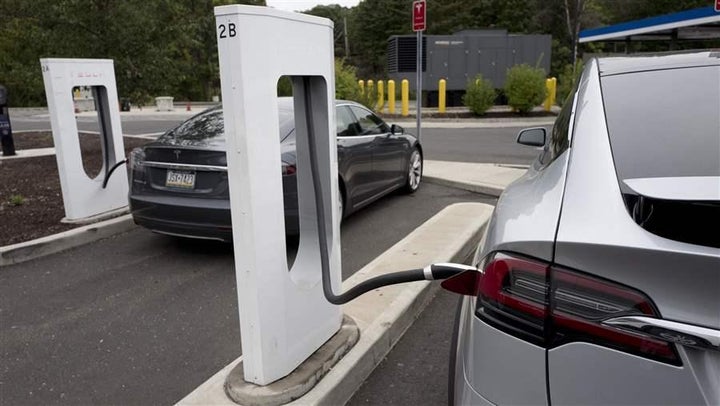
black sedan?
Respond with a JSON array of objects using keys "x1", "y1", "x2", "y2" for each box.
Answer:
[{"x1": 128, "y1": 98, "x2": 423, "y2": 241}]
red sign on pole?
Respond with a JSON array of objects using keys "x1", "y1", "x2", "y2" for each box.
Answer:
[
  {"x1": 413, "y1": 0, "x2": 426, "y2": 32},
  {"x1": 716, "y1": 0, "x2": 720, "y2": 12}
]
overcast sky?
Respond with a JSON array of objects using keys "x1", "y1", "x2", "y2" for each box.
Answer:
[{"x1": 265, "y1": 0, "x2": 361, "y2": 12}]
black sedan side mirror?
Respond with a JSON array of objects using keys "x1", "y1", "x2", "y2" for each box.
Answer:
[
  {"x1": 516, "y1": 127, "x2": 546, "y2": 147},
  {"x1": 390, "y1": 124, "x2": 404, "y2": 135}
]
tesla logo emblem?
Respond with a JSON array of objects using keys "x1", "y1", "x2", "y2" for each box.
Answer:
[
  {"x1": 659, "y1": 332, "x2": 698, "y2": 346},
  {"x1": 173, "y1": 150, "x2": 181, "y2": 160}
]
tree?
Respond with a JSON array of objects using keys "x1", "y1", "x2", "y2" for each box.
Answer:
[
  {"x1": 427, "y1": 0, "x2": 483, "y2": 35},
  {"x1": 303, "y1": 4, "x2": 353, "y2": 59},
  {"x1": 563, "y1": 0, "x2": 604, "y2": 68},
  {"x1": 0, "y1": 0, "x2": 265, "y2": 106},
  {"x1": 1, "y1": 0, "x2": 711, "y2": 107},
  {"x1": 347, "y1": 0, "x2": 409, "y2": 77}
]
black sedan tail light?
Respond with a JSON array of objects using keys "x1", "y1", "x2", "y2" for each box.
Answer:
[{"x1": 128, "y1": 147, "x2": 146, "y2": 186}]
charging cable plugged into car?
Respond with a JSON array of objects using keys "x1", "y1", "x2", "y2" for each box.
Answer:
[{"x1": 299, "y1": 76, "x2": 479, "y2": 304}]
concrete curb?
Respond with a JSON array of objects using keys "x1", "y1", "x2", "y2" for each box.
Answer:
[
  {"x1": 0, "y1": 214, "x2": 136, "y2": 266},
  {"x1": 424, "y1": 175, "x2": 505, "y2": 197},
  {"x1": 423, "y1": 161, "x2": 527, "y2": 198},
  {"x1": 177, "y1": 202, "x2": 494, "y2": 405}
]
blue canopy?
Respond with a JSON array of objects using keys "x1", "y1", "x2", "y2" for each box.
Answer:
[{"x1": 580, "y1": 7, "x2": 720, "y2": 43}]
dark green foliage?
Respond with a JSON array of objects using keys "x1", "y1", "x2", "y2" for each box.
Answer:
[
  {"x1": 334, "y1": 59, "x2": 360, "y2": 99},
  {"x1": 302, "y1": 5, "x2": 352, "y2": 59},
  {"x1": 0, "y1": 0, "x2": 265, "y2": 106},
  {"x1": 277, "y1": 76, "x2": 293, "y2": 97},
  {"x1": 0, "y1": 0, "x2": 711, "y2": 107},
  {"x1": 505, "y1": 64, "x2": 547, "y2": 114},
  {"x1": 334, "y1": 58, "x2": 375, "y2": 109},
  {"x1": 346, "y1": 0, "x2": 408, "y2": 78},
  {"x1": 463, "y1": 75, "x2": 496, "y2": 116}
]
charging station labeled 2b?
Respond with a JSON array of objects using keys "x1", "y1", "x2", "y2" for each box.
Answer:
[
  {"x1": 40, "y1": 58, "x2": 128, "y2": 222},
  {"x1": 215, "y1": 5, "x2": 342, "y2": 386}
]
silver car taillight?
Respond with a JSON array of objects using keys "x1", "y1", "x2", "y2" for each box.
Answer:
[{"x1": 441, "y1": 252, "x2": 680, "y2": 365}]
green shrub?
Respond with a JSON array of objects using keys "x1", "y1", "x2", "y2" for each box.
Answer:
[
  {"x1": 8, "y1": 194, "x2": 26, "y2": 206},
  {"x1": 275, "y1": 59, "x2": 377, "y2": 110},
  {"x1": 334, "y1": 58, "x2": 376, "y2": 110},
  {"x1": 504, "y1": 64, "x2": 547, "y2": 114},
  {"x1": 335, "y1": 59, "x2": 359, "y2": 100},
  {"x1": 277, "y1": 76, "x2": 293, "y2": 97},
  {"x1": 463, "y1": 75, "x2": 496, "y2": 115},
  {"x1": 557, "y1": 60, "x2": 584, "y2": 105}
]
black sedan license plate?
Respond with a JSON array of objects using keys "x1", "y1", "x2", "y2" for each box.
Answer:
[{"x1": 166, "y1": 170, "x2": 196, "y2": 189}]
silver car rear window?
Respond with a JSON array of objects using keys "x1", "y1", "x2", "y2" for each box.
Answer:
[
  {"x1": 601, "y1": 65, "x2": 720, "y2": 248},
  {"x1": 601, "y1": 65, "x2": 720, "y2": 181}
]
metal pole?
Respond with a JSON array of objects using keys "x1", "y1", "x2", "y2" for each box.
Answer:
[
  {"x1": 343, "y1": 17, "x2": 350, "y2": 57},
  {"x1": 416, "y1": 30, "x2": 422, "y2": 141}
]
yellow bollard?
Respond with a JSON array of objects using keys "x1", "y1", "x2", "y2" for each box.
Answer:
[
  {"x1": 544, "y1": 77, "x2": 557, "y2": 112},
  {"x1": 377, "y1": 80, "x2": 384, "y2": 112},
  {"x1": 401, "y1": 79, "x2": 409, "y2": 117},
  {"x1": 438, "y1": 79, "x2": 447, "y2": 114},
  {"x1": 358, "y1": 80, "x2": 365, "y2": 94},
  {"x1": 388, "y1": 80, "x2": 396, "y2": 114},
  {"x1": 367, "y1": 80, "x2": 374, "y2": 96}
]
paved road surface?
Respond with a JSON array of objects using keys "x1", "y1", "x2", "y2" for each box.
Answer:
[
  {"x1": 0, "y1": 183, "x2": 494, "y2": 406},
  {"x1": 7, "y1": 114, "x2": 541, "y2": 405},
  {"x1": 13, "y1": 113, "x2": 542, "y2": 166},
  {"x1": 348, "y1": 289, "x2": 459, "y2": 406}
]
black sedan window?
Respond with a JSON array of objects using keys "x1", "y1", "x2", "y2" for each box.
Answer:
[
  {"x1": 159, "y1": 106, "x2": 295, "y2": 146},
  {"x1": 159, "y1": 109, "x2": 223, "y2": 146},
  {"x1": 336, "y1": 106, "x2": 360, "y2": 137},
  {"x1": 350, "y1": 106, "x2": 389, "y2": 135}
]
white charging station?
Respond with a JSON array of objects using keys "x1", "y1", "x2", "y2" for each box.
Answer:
[
  {"x1": 40, "y1": 58, "x2": 129, "y2": 222},
  {"x1": 215, "y1": 6, "x2": 343, "y2": 386}
]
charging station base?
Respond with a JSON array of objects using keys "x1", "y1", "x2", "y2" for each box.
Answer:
[
  {"x1": 60, "y1": 206, "x2": 129, "y2": 225},
  {"x1": 225, "y1": 316, "x2": 359, "y2": 406}
]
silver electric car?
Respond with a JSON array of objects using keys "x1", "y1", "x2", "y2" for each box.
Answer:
[{"x1": 445, "y1": 52, "x2": 720, "y2": 405}]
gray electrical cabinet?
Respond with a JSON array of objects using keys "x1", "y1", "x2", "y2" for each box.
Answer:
[{"x1": 387, "y1": 30, "x2": 551, "y2": 106}]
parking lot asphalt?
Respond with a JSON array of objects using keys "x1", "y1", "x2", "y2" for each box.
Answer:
[
  {"x1": 348, "y1": 288, "x2": 459, "y2": 406},
  {"x1": 0, "y1": 182, "x2": 496, "y2": 406},
  {"x1": 0, "y1": 106, "x2": 547, "y2": 404}
]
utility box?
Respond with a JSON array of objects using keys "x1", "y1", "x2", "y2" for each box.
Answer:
[
  {"x1": 388, "y1": 30, "x2": 552, "y2": 106},
  {"x1": 155, "y1": 96, "x2": 174, "y2": 111}
]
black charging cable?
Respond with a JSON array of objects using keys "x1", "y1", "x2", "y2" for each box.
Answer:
[
  {"x1": 102, "y1": 159, "x2": 128, "y2": 189},
  {"x1": 300, "y1": 77, "x2": 476, "y2": 305}
]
